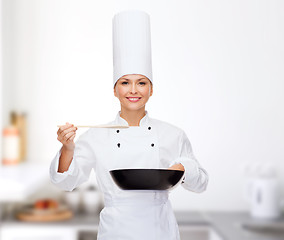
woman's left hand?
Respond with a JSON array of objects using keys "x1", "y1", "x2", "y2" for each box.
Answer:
[{"x1": 168, "y1": 163, "x2": 185, "y2": 171}]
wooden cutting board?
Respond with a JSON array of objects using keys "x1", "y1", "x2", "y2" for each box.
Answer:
[{"x1": 16, "y1": 206, "x2": 73, "y2": 222}]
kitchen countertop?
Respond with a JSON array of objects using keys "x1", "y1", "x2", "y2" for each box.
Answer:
[
  {"x1": 175, "y1": 211, "x2": 284, "y2": 240},
  {"x1": 202, "y1": 211, "x2": 284, "y2": 240},
  {"x1": 1, "y1": 210, "x2": 284, "y2": 240}
]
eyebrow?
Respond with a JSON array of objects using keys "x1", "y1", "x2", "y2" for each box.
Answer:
[{"x1": 120, "y1": 78, "x2": 146, "y2": 81}]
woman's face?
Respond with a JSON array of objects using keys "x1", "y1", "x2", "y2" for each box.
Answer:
[{"x1": 114, "y1": 74, "x2": 153, "y2": 111}]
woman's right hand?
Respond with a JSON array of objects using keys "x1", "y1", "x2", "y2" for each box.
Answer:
[{"x1": 57, "y1": 122, "x2": 78, "y2": 151}]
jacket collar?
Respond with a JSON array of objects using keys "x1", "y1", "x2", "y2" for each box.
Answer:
[{"x1": 115, "y1": 111, "x2": 149, "y2": 127}]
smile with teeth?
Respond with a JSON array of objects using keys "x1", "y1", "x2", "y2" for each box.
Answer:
[{"x1": 126, "y1": 97, "x2": 141, "y2": 102}]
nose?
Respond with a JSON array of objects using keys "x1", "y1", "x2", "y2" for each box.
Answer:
[{"x1": 130, "y1": 83, "x2": 137, "y2": 94}]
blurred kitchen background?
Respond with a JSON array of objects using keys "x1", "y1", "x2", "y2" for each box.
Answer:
[{"x1": 0, "y1": 0, "x2": 284, "y2": 239}]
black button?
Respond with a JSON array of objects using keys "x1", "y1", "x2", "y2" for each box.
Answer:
[
  {"x1": 116, "y1": 130, "x2": 120, "y2": 133},
  {"x1": 151, "y1": 143, "x2": 154, "y2": 147},
  {"x1": 117, "y1": 143, "x2": 120, "y2": 148},
  {"x1": 148, "y1": 127, "x2": 151, "y2": 130}
]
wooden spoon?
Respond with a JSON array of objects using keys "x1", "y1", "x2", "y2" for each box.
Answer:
[{"x1": 57, "y1": 124, "x2": 129, "y2": 129}]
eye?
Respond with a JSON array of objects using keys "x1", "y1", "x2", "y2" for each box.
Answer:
[
  {"x1": 121, "y1": 81, "x2": 128, "y2": 85},
  {"x1": 138, "y1": 82, "x2": 146, "y2": 85}
]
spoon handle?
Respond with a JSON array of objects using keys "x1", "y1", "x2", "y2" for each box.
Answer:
[{"x1": 57, "y1": 124, "x2": 129, "y2": 128}]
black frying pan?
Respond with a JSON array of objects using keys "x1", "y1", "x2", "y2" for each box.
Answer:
[{"x1": 109, "y1": 169, "x2": 184, "y2": 190}]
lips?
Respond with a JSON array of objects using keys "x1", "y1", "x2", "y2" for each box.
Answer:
[{"x1": 126, "y1": 97, "x2": 141, "y2": 102}]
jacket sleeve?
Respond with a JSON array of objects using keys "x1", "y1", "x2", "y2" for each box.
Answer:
[
  {"x1": 170, "y1": 130, "x2": 209, "y2": 193},
  {"x1": 49, "y1": 130, "x2": 95, "y2": 192}
]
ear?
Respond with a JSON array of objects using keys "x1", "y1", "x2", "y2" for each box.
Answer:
[
  {"x1": 114, "y1": 87, "x2": 117, "y2": 97},
  {"x1": 150, "y1": 84, "x2": 153, "y2": 97}
]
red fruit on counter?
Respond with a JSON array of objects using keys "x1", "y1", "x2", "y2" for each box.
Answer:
[
  {"x1": 47, "y1": 199, "x2": 58, "y2": 209},
  {"x1": 34, "y1": 200, "x2": 46, "y2": 209},
  {"x1": 34, "y1": 199, "x2": 58, "y2": 209}
]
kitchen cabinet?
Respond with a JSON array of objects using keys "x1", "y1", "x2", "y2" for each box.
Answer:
[
  {"x1": 0, "y1": 213, "x2": 100, "y2": 240},
  {"x1": 0, "y1": 226, "x2": 76, "y2": 240}
]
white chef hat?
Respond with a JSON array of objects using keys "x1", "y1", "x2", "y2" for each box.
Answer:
[{"x1": 112, "y1": 10, "x2": 153, "y2": 87}]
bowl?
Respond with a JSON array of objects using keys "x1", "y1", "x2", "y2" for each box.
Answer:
[
  {"x1": 109, "y1": 169, "x2": 184, "y2": 190},
  {"x1": 64, "y1": 188, "x2": 81, "y2": 213},
  {"x1": 82, "y1": 187, "x2": 102, "y2": 214}
]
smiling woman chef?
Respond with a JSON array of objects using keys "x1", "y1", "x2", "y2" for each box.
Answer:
[{"x1": 50, "y1": 10, "x2": 208, "y2": 240}]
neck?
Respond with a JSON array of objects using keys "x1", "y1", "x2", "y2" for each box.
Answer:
[{"x1": 120, "y1": 108, "x2": 146, "y2": 126}]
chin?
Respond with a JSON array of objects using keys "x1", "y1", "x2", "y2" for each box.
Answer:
[
  {"x1": 122, "y1": 104, "x2": 146, "y2": 111},
  {"x1": 126, "y1": 106, "x2": 144, "y2": 111}
]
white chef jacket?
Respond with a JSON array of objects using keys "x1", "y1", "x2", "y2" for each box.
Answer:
[{"x1": 50, "y1": 111, "x2": 208, "y2": 240}]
